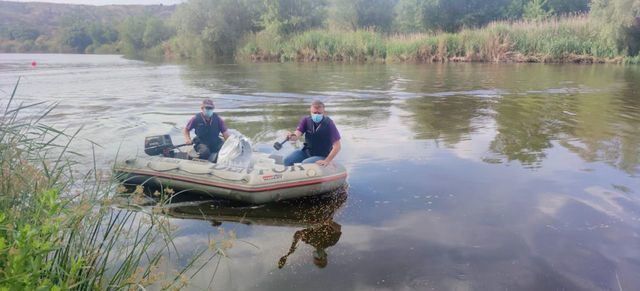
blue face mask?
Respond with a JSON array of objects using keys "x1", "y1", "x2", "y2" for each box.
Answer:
[
  {"x1": 311, "y1": 113, "x2": 323, "y2": 123},
  {"x1": 204, "y1": 109, "x2": 214, "y2": 118}
]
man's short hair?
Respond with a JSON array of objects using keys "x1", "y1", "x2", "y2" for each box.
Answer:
[{"x1": 311, "y1": 100, "x2": 325, "y2": 108}]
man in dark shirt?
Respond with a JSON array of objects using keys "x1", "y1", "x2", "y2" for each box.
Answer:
[
  {"x1": 183, "y1": 99, "x2": 230, "y2": 161},
  {"x1": 284, "y1": 100, "x2": 341, "y2": 167}
]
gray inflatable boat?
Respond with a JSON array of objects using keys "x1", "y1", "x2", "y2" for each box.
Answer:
[
  {"x1": 115, "y1": 153, "x2": 347, "y2": 204},
  {"x1": 115, "y1": 134, "x2": 347, "y2": 204}
]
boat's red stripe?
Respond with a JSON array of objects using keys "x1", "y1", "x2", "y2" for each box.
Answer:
[{"x1": 119, "y1": 168, "x2": 347, "y2": 193}]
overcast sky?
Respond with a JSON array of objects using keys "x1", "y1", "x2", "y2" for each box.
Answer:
[{"x1": 8, "y1": 0, "x2": 185, "y2": 5}]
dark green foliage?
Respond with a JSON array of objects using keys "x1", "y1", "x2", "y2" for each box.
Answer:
[
  {"x1": 0, "y1": 1, "x2": 174, "y2": 54},
  {"x1": 523, "y1": 0, "x2": 554, "y2": 21},
  {"x1": 547, "y1": 0, "x2": 590, "y2": 14},
  {"x1": 591, "y1": 0, "x2": 640, "y2": 55},
  {"x1": 421, "y1": 0, "x2": 513, "y2": 32},
  {"x1": 6, "y1": 26, "x2": 41, "y2": 41},
  {"x1": 58, "y1": 15, "x2": 94, "y2": 53},
  {"x1": 119, "y1": 15, "x2": 173, "y2": 56},
  {"x1": 87, "y1": 23, "x2": 118, "y2": 45},
  {"x1": 354, "y1": 0, "x2": 398, "y2": 31},
  {"x1": 262, "y1": 0, "x2": 327, "y2": 35},
  {"x1": 2, "y1": 0, "x2": 637, "y2": 59},
  {"x1": 394, "y1": 0, "x2": 426, "y2": 33},
  {"x1": 172, "y1": 0, "x2": 262, "y2": 57},
  {"x1": 327, "y1": 0, "x2": 357, "y2": 30},
  {"x1": 328, "y1": 0, "x2": 397, "y2": 32},
  {"x1": 119, "y1": 17, "x2": 147, "y2": 53}
]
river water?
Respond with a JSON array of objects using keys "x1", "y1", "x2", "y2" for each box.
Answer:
[{"x1": 1, "y1": 54, "x2": 639, "y2": 290}]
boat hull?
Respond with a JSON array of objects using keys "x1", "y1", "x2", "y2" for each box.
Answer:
[{"x1": 115, "y1": 156, "x2": 348, "y2": 204}]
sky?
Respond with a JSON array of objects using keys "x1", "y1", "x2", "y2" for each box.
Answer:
[{"x1": 7, "y1": 0, "x2": 185, "y2": 5}]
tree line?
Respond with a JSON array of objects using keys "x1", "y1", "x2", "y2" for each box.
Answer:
[
  {"x1": 169, "y1": 0, "x2": 594, "y2": 58},
  {"x1": 1, "y1": 0, "x2": 638, "y2": 60}
]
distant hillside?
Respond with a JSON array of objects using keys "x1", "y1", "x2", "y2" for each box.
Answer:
[{"x1": 0, "y1": 1, "x2": 175, "y2": 37}]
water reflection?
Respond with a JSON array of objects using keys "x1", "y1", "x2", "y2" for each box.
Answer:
[
  {"x1": 3, "y1": 55, "x2": 640, "y2": 290},
  {"x1": 178, "y1": 62, "x2": 640, "y2": 174},
  {"x1": 162, "y1": 190, "x2": 347, "y2": 269},
  {"x1": 277, "y1": 220, "x2": 342, "y2": 269},
  {"x1": 403, "y1": 95, "x2": 488, "y2": 147}
]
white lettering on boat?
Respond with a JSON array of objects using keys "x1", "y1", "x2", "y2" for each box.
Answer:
[
  {"x1": 208, "y1": 165, "x2": 307, "y2": 175},
  {"x1": 262, "y1": 174, "x2": 283, "y2": 181}
]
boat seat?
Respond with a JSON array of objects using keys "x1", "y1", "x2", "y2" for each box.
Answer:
[
  {"x1": 211, "y1": 170, "x2": 248, "y2": 182},
  {"x1": 179, "y1": 163, "x2": 214, "y2": 175},
  {"x1": 147, "y1": 161, "x2": 180, "y2": 172}
]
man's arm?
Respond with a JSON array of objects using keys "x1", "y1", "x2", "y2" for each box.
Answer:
[
  {"x1": 184, "y1": 116, "x2": 195, "y2": 144},
  {"x1": 316, "y1": 140, "x2": 341, "y2": 167},
  {"x1": 219, "y1": 116, "x2": 230, "y2": 141},
  {"x1": 288, "y1": 117, "x2": 306, "y2": 141},
  {"x1": 183, "y1": 127, "x2": 192, "y2": 144}
]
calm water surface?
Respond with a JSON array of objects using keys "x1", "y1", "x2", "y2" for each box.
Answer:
[{"x1": 1, "y1": 54, "x2": 640, "y2": 290}]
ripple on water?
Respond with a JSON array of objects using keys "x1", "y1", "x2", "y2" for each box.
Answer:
[{"x1": 3, "y1": 55, "x2": 640, "y2": 290}]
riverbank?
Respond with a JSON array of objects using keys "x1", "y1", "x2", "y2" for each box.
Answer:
[
  {"x1": 239, "y1": 15, "x2": 639, "y2": 64},
  {"x1": 0, "y1": 80, "x2": 214, "y2": 289}
]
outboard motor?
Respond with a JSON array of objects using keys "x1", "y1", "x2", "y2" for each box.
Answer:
[{"x1": 144, "y1": 135, "x2": 174, "y2": 156}]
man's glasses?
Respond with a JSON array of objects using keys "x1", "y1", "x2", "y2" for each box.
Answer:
[{"x1": 204, "y1": 107, "x2": 214, "y2": 110}]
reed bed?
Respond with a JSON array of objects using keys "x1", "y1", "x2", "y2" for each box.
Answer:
[
  {"x1": 240, "y1": 15, "x2": 627, "y2": 63},
  {"x1": 0, "y1": 79, "x2": 220, "y2": 290}
]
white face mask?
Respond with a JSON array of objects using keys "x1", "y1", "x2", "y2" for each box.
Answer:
[{"x1": 204, "y1": 109, "x2": 214, "y2": 117}]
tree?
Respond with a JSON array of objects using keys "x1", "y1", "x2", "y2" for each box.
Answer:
[
  {"x1": 143, "y1": 18, "x2": 172, "y2": 48},
  {"x1": 8, "y1": 27, "x2": 41, "y2": 41},
  {"x1": 59, "y1": 18, "x2": 92, "y2": 53},
  {"x1": 421, "y1": 0, "x2": 511, "y2": 32},
  {"x1": 173, "y1": 0, "x2": 262, "y2": 57},
  {"x1": 119, "y1": 17, "x2": 147, "y2": 53},
  {"x1": 328, "y1": 0, "x2": 397, "y2": 32},
  {"x1": 262, "y1": 0, "x2": 327, "y2": 35},
  {"x1": 394, "y1": 0, "x2": 426, "y2": 33},
  {"x1": 87, "y1": 23, "x2": 119, "y2": 46},
  {"x1": 523, "y1": 0, "x2": 554, "y2": 21},
  {"x1": 354, "y1": 0, "x2": 397, "y2": 31},
  {"x1": 547, "y1": 0, "x2": 590, "y2": 15},
  {"x1": 505, "y1": 0, "x2": 589, "y2": 19},
  {"x1": 591, "y1": 0, "x2": 640, "y2": 55},
  {"x1": 327, "y1": 0, "x2": 358, "y2": 30}
]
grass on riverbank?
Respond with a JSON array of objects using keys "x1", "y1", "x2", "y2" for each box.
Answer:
[
  {"x1": 240, "y1": 15, "x2": 633, "y2": 63},
  {"x1": 0, "y1": 79, "x2": 221, "y2": 290}
]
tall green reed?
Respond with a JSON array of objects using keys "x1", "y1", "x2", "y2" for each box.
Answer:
[
  {"x1": 0, "y1": 79, "x2": 220, "y2": 290},
  {"x1": 239, "y1": 14, "x2": 628, "y2": 63}
]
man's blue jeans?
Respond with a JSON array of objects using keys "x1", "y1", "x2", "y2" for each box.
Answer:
[{"x1": 284, "y1": 150, "x2": 325, "y2": 166}]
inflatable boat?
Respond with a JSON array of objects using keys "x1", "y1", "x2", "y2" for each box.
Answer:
[{"x1": 114, "y1": 135, "x2": 347, "y2": 204}]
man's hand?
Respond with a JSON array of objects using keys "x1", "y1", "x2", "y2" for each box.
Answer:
[
  {"x1": 185, "y1": 138, "x2": 193, "y2": 145},
  {"x1": 316, "y1": 160, "x2": 329, "y2": 167},
  {"x1": 288, "y1": 132, "x2": 299, "y2": 142}
]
